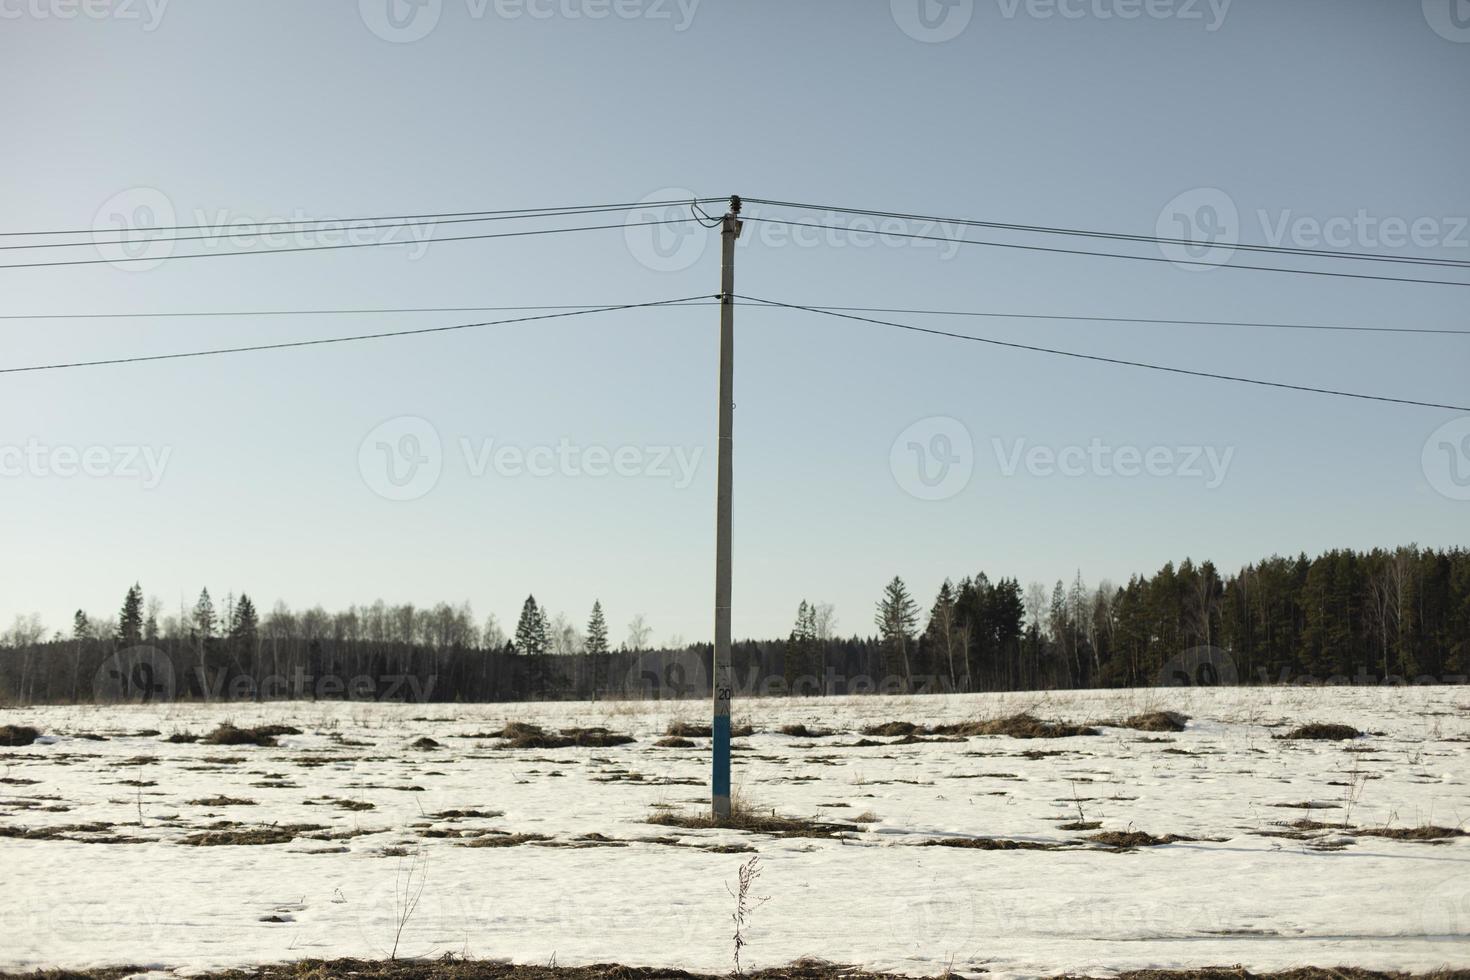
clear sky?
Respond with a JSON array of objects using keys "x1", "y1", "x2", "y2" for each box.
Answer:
[{"x1": 1, "y1": 0, "x2": 1466, "y2": 645}]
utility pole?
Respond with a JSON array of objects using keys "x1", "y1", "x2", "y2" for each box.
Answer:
[{"x1": 712, "y1": 194, "x2": 742, "y2": 820}]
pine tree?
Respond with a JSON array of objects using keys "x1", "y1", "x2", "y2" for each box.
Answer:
[
  {"x1": 231, "y1": 594, "x2": 259, "y2": 644},
  {"x1": 875, "y1": 576, "x2": 919, "y2": 692},
  {"x1": 586, "y1": 601, "x2": 609, "y2": 656},
  {"x1": 73, "y1": 610, "x2": 90, "y2": 641},
  {"x1": 585, "y1": 600, "x2": 609, "y2": 698},
  {"x1": 193, "y1": 588, "x2": 217, "y2": 641},
  {"x1": 117, "y1": 583, "x2": 144, "y2": 647},
  {"x1": 924, "y1": 580, "x2": 959, "y2": 691},
  {"x1": 513, "y1": 596, "x2": 543, "y2": 655},
  {"x1": 784, "y1": 600, "x2": 818, "y2": 693}
]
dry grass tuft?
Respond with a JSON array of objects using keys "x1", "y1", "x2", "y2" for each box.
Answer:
[
  {"x1": 0, "y1": 725, "x2": 41, "y2": 747},
  {"x1": 1086, "y1": 830, "x2": 1197, "y2": 850},
  {"x1": 917, "y1": 837, "x2": 1068, "y2": 850},
  {"x1": 201, "y1": 723, "x2": 302, "y2": 747},
  {"x1": 655, "y1": 736, "x2": 696, "y2": 748},
  {"x1": 495, "y1": 726, "x2": 634, "y2": 750},
  {"x1": 178, "y1": 823, "x2": 325, "y2": 846},
  {"x1": 1115, "y1": 711, "x2": 1190, "y2": 733},
  {"x1": 457, "y1": 832, "x2": 552, "y2": 848},
  {"x1": 941, "y1": 714, "x2": 1100, "y2": 739},
  {"x1": 778, "y1": 724, "x2": 834, "y2": 738},
  {"x1": 8, "y1": 958, "x2": 1463, "y2": 980},
  {"x1": 1277, "y1": 723, "x2": 1362, "y2": 741},
  {"x1": 649, "y1": 798, "x2": 856, "y2": 839}
]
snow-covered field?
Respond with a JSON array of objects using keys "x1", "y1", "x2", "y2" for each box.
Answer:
[{"x1": 2, "y1": 686, "x2": 1468, "y2": 979}]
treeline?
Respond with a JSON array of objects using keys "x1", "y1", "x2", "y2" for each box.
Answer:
[
  {"x1": 1, "y1": 545, "x2": 1466, "y2": 704},
  {"x1": 873, "y1": 545, "x2": 1469, "y2": 693}
]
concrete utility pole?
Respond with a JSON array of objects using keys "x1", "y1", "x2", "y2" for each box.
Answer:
[{"x1": 712, "y1": 195, "x2": 742, "y2": 820}]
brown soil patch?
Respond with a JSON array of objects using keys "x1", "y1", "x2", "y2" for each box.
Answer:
[
  {"x1": 1086, "y1": 830, "x2": 1198, "y2": 850},
  {"x1": 202, "y1": 724, "x2": 303, "y2": 747},
  {"x1": 0, "y1": 725, "x2": 42, "y2": 747},
  {"x1": 1114, "y1": 711, "x2": 1190, "y2": 732},
  {"x1": 1276, "y1": 723, "x2": 1362, "y2": 741},
  {"x1": 649, "y1": 803, "x2": 856, "y2": 840}
]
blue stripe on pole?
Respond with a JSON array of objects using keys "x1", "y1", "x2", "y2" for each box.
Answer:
[{"x1": 712, "y1": 713, "x2": 731, "y2": 799}]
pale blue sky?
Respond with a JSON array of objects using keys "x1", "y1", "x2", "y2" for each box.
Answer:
[{"x1": 1, "y1": 1, "x2": 1466, "y2": 644}]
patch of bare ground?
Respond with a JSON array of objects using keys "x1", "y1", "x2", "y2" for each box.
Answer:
[
  {"x1": 1263, "y1": 818, "x2": 1467, "y2": 843},
  {"x1": 165, "y1": 731, "x2": 200, "y2": 743},
  {"x1": 1276, "y1": 723, "x2": 1362, "y2": 741},
  {"x1": 954, "y1": 714, "x2": 1099, "y2": 738},
  {"x1": 665, "y1": 721, "x2": 757, "y2": 738},
  {"x1": 201, "y1": 723, "x2": 303, "y2": 747},
  {"x1": 779, "y1": 724, "x2": 834, "y2": 737},
  {"x1": 12, "y1": 961, "x2": 1464, "y2": 980},
  {"x1": 430, "y1": 809, "x2": 503, "y2": 820},
  {"x1": 1051, "y1": 971, "x2": 1470, "y2": 980},
  {"x1": 0, "y1": 967, "x2": 151, "y2": 980},
  {"x1": 655, "y1": 736, "x2": 696, "y2": 748},
  {"x1": 457, "y1": 832, "x2": 553, "y2": 848},
  {"x1": 918, "y1": 836, "x2": 1072, "y2": 850},
  {"x1": 1109, "y1": 711, "x2": 1190, "y2": 732},
  {"x1": 1356, "y1": 825, "x2": 1467, "y2": 841},
  {"x1": 0, "y1": 821, "x2": 148, "y2": 844},
  {"x1": 862, "y1": 714, "x2": 1098, "y2": 739},
  {"x1": 0, "y1": 725, "x2": 42, "y2": 747},
  {"x1": 178, "y1": 823, "x2": 327, "y2": 846},
  {"x1": 187, "y1": 796, "x2": 257, "y2": 807},
  {"x1": 491, "y1": 724, "x2": 635, "y2": 749},
  {"x1": 1086, "y1": 830, "x2": 1200, "y2": 850},
  {"x1": 649, "y1": 800, "x2": 857, "y2": 839},
  {"x1": 137, "y1": 957, "x2": 957, "y2": 980}
]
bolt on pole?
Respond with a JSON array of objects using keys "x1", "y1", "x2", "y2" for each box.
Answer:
[{"x1": 712, "y1": 195, "x2": 742, "y2": 821}]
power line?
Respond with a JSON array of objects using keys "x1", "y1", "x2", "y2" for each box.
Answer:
[
  {"x1": 0, "y1": 197, "x2": 724, "y2": 238},
  {"x1": 6, "y1": 300, "x2": 1461, "y2": 337},
  {"x1": 743, "y1": 197, "x2": 1470, "y2": 270},
  {"x1": 6, "y1": 202, "x2": 715, "y2": 253},
  {"x1": 742, "y1": 217, "x2": 1470, "y2": 289},
  {"x1": 0, "y1": 218, "x2": 697, "y2": 271},
  {"x1": 773, "y1": 304, "x2": 1470, "y2": 337},
  {"x1": 737, "y1": 294, "x2": 1469, "y2": 412},
  {"x1": 0, "y1": 301, "x2": 720, "y2": 320},
  {"x1": 0, "y1": 297, "x2": 714, "y2": 375}
]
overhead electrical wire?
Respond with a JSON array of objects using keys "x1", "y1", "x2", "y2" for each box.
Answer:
[
  {"x1": 736, "y1": 294, "x2": 1469, "y2": 412},
  {"x1": 0, "y1": 296, "x2": 714, "y2": 375},
  {"x1": 0, "y1": 197, "x2": 724, "y2": 239},
  {"x1": 742, "y1": 197, "x2": 1470, "y2": 269},
  {"x1": 5, "y1": 202, "x2": 718, "y2": 252},
  {"x1": 741, "y1": 217, "x2": 1470, "y2": 288},
  {"x1": 0, "y1": 218, "x2": 698, "y2": 271},
  {"x1": 4, "y1": 301, "x2": 1463, "y2": 337}
]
